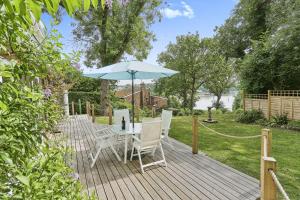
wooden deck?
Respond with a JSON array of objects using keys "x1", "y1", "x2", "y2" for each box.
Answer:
[{"x1": 57, "y1": 115, "x2": 260, "y2": 200}]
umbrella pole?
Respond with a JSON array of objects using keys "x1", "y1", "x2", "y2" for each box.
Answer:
[{"x1": 131, "y1": 72, "x2": 135, "y2": 128}]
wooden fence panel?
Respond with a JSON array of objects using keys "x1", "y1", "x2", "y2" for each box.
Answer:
[{"x1": 244, "y1": 90, "x2": 300, "y2": 120}]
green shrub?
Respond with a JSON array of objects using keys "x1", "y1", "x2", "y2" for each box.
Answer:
[
  {"x1": 234, "y1": 108, "x2": 244, "y2": 115},
  {"x1": 193, "y1": 109, "x2": 205, "y2": 115},
  {"x1": 232, "y1": 92, "x2": 242, "y2": 110},
  {"x1": 272, "y1": 113, "x2": 289, "y2": 126},
  {"x1": 236, "y1": 110, "x2": 265, "y2": 124},
  {"x1": 287, "y1": 120, "x2": 300, "y2": 131},
  {"x1": 139, "y1": 107, "x2": 152, "y2": 118},
  {"x1": 178, "y1": 108, "x2": 191, "y2": 116},
  {"x1": 220, "y1": 107, "x2": 229, "y2": 114},
  {"x1": 167, "y1": 96, "x2": 181, "y2": 109}
]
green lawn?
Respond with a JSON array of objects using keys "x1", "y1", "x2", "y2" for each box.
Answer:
[{"x1": 96, "y1": 113, "x2": 300, "y2": 199}]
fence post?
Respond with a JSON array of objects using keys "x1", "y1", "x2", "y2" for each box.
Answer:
[
  {"x1": 192, "y1": 115, "x2": 199, "y2": 154},
  {"x1": 92, "y1": 104, "x2": 95, "y2": 123},
  {"x1": 152, "y1": 105, "x2": 156, "y2": 118},
  {"x1": 108, "y1": 105, "x2": 112, "y2": 125},
  {"x1": 136, "y1": 106, "x2": 140, "y2": 122},
  {"x1": 268, "y1": 90, "x2": 271, "y2": 120},
  {"x1": 242, "y1": 90, "x2": 246, "y2": 112},
  {"x1": 261, "y1": 157, "x2": 277, "y2": 200},
  {"x1": 71, "y1": 101, "x2": 75, "y2": 115},
  {"x1": 88, "y1": 102, "x2": 91, "y2": 117},
  {"x1": 78, "y1": 99, "x2": 82, "y2": 115},
  {"x1": 85, "y1": 101, "x2": 89, "y2": 115},
  {"x1": 261, "y1": 129, "x2": 272, "y2": 158},
  {"x1": 261, "y1": 129, "x2": 272, "y2": 199}
]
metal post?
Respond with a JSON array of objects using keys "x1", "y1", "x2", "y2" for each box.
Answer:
[{"x1": 131, "y1": 72, "x2": 135, "y2": 128}]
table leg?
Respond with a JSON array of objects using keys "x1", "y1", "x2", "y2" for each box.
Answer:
[{"x1": 124, "y1": 134, "x2": 128, "y2": 164}]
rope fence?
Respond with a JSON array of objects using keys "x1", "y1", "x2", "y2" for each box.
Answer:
[
  {"x1": 191, "y1": 115, "x2": 290, "y2": 200},
  {"x1": 198, "y1": 121, "x2": 261, "y2": 139},
  {"x1": 269, "y1": 169, "x2": 291, "y2": 200}
]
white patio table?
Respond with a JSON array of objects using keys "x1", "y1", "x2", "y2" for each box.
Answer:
[{"x1": 112, "y1": 123, "x2": 142, "y2": 164}]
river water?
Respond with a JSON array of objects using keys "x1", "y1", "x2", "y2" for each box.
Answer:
[{"x1": 194, "y1": 94, "x2": 237, "y2": 111}]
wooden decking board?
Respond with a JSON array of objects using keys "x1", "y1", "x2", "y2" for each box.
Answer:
[
  {"x1": 80, "y1": 118, "x2": 108, "y2": 200},
  {"x1": 174, "y1": 139, "x2": 259, "y2": 186},
  {"x1": 58, "y1": 115, "x2": 260, "y2": 200},
  {"x1": 104, "y1": 149, "x2": 145, "y2": 200},
  {"x1": 130, "y1": 157, "x2": 185, "y2": 200},
  {"x1": 142, "y1": 156, "x2": 206, "y2": 200},
  {"x1": 106, "y1": 149, "x2": 154, "y2": 200},
  {"x1": 78, "y1": 117, "x2": 103, "y2": 198},
  {"x1": 125, "y1": 162, "x2": 163, "y2": 200},
  {"x1": 164, "y1": 143, "x2": 259, "y2": 199},
  {"x1": 78, "y1": 119, "x2": 99, "y2": 197},
  {"x1": 172, "y1": 148, "x2": 260, "y2": 199},
  {"x1": 151, "y1": 154, "x2": 226, "y2": 200},
  {"x1": 163, "y1": 147, "x2": 246, "y2": 200},
  {"x1": 167, "y1": 140, "x2": 259, "y2": 190},
  {"x1": 72, "y1": 118, "x2": 91, "y2": 197},
  {"x1": 80, "y1": 117, "x2": 113, "y2": 200}
]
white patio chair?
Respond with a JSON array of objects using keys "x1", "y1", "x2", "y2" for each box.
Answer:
[
  {"x1": 113, "y1": 109, "x2": 130, "y2": 149},
  {"x1": 113, "y1": 109, "x2": 130, "y2": 130},
  {"x1": 89, "y1": 124, "x2": 121, "y2": 168},
  {"x1": 161, "y1": 110, "x2": 174, "y2": 149},
  {"x1": 130, "y1": 120, "x2": 167, "y2": 173}
]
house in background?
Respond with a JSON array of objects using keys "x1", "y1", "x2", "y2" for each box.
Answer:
[{"x1": 116, "y1": 83, "x2": 168, "y2": 109}]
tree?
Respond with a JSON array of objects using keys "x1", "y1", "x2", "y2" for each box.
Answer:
[
  {"x1": 155, "y1": 33, "x2": 209, "y2": 112},
  {"x1": 240, "y1": 8, "x2": 300, "y2": 93},
  {"x1": 215, "y1": 0, "x2": 300, "y2": 93},
  {"x1": 202, "y1": 38, "x2": 236, "y2": 109},
  {"x1": 204, "y1": 57, "x2": 236, "y2": 109},
  {"x1": 215, "y1": 0, "x2": 271, "y2": 59},
  {"x1": 73, "y1": 0, "x2": 161, "y2": 114}
]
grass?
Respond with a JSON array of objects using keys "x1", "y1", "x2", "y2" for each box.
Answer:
[{"x1": 96, "y1": 112, "x2": 300, "y2": 199}]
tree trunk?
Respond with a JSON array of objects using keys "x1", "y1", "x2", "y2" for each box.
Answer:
[
  {"x1": 100, "y1": 80, "x2": 109, "y2": 115},
  {"x1": 190, "y1": 77, "x2": 196, "y2": 113},
  {"x1": 215, "y1": 94, "x2": 222, "y2": 109},
  {"x1": 182, "y1": 92, "x2": 188, "y2": 108},
  {"x1": 190, "y1": 90, "x2": 194, "y2": 113}
]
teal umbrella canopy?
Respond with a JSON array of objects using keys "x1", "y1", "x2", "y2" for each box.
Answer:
[
  {"x1": 83, "y1": 61, "x2": 178, "y2": 128},
  {"x1": 83, "y1": 61, "x2": 178, "y2": 80}
]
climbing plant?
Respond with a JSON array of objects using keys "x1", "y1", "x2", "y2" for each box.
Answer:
[{"x1": 0, "y1": 7, "x2": 89, "y2": 199}]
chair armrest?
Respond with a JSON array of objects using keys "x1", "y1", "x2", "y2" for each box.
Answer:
[{"x1": 94, "y1": 127, "x2": 111, "y2": 133}]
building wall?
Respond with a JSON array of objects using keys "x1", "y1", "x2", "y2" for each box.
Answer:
[{"x1": 116, "y1": 83, "x2": 167, "y2": 109}]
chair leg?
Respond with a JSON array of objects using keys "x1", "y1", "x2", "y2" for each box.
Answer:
[
  {"x1": 151, "y1": 146, "x2": 157, "y2": 158},
  {"x1": 137, "y1": 149, "x2": 144, "y2": 173},
  {"x1": 130, "y1": 145, "x2": 134, "y2": 161},
  {"x1": 167, "y1": 137, "x2": 175, "y2": 150},
  {"x1": 110, "y1": 143, "x2": 121, "y2": 161},
  {"x1": 90, "y1": 147, "x2": 101, "y2": 168},
  {"x1": 159, "y1": 143, "x2": 167, "y2": 167}
]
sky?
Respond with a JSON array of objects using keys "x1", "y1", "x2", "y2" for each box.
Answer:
[{"x1": 41, "y1": 0, "x2": 237, "y2": 83}]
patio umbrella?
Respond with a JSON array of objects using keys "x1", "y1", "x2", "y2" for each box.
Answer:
[{"x1": 84, "y1": 61, "x2": 178, "y2": 127}]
